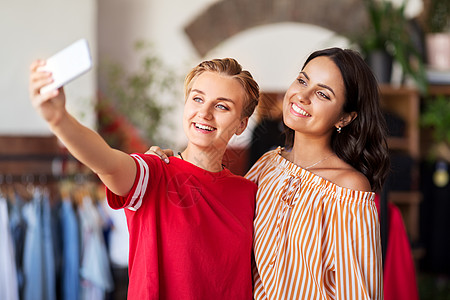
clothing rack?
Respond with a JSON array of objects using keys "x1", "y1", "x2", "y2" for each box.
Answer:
[
  {"x1": 0, "y1": 171, "x2": 117, "y2": 300},
  {"x1": 0, "y1": 136, "x2": 101, "y2": 205},
  {"x1": 0, "y1": 136, "x2": 129, "y2": 300}
]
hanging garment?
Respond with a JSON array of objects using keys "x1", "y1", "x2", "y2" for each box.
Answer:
[
  {"x1": 22, "y1": 189, "x2": 56, "y2": 300},
  {"x1": 8, "y1": 192, "x2": 27, "y2": 299},
  {"x1": 101, "y1": 199, "x2": 129, "y2": 268},
  {"x1": 61, "y1": 197, "x2": 80, "y2": 300},
  {"x1": 375, "y1": 194, "x2": 419, "y2": 300},
  {"x1": 0, "y1": 195, "x2": 19, "y2": 300},
  {"x1": 78, "y1": 196, "x2": 114, "y2": 300}
]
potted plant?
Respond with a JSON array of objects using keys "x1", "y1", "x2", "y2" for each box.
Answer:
[
  {"x1": 424, "y1": 0, "x2": 450, "y2": 71},
  {"x1": 420, "y1": 94, "x2": 450, "y2": 161},
  {"x1": 355, "y1": 0, "x2": 428, "y2": 93},
  {"x1": 97, "y1": 40, "x2": 179, "y2": 152}
]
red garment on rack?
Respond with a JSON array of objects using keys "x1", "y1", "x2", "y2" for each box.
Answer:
[{"x1": 375, "y1": 194, "x2": 419, "y2": 300}]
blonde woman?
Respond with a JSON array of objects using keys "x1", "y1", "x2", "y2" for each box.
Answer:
[{"x1": 30, "y1": 58, "x2": 259, "y2": 299}]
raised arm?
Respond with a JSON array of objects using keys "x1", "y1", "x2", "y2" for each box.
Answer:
[{"x1": 29, "y1": 60, "x2": 136, "y2": 196}]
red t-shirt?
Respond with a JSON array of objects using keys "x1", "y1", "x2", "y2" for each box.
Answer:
[{"x1": 106, "y1": 154, "x2": 257, "y2": 300}]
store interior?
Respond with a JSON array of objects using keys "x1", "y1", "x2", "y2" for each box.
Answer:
[{"x1": 1, "y1": 0, "x2": 450, "y2": 299}]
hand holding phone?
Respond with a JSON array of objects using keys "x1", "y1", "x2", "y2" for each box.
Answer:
[{"x1": 39, "y1": 39, "x2": 92, "y2": 94}]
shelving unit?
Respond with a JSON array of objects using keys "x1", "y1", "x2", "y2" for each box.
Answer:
[
  {"x1": 379, "y1": 84, "x2": 422, "y2": 245},
  {"x1": 419, "y1": 84, "x2": 450, "y2": 275}
]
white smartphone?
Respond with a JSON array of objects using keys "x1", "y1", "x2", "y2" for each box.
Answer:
[{"x1": 39, "y1": 39, "x2": 92, "y2": 94}]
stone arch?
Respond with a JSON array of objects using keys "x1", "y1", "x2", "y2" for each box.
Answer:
[{"x1": 184, "y1": 0, "x2": 369, "y2": 56}]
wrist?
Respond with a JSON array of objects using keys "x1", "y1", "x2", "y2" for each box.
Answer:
[{"x1": 48, "y1": 109, "x2": 70, "y2": 130}]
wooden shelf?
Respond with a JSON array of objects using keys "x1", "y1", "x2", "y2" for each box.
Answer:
[
  {"x1": 0, "y1": 136, "x2": 60, "y2": 176},
  {"x1": 389, "y1": 191, "x2": 422, "y2": 205},
  {"x1": 380, "y1": 85, "x2": 422, "y2": 244},
  {"x1": 389, "y1": 191, "x2": 422, "y2": 243},
  {"x1": 429, "y1": 84, "x2": 450, "y2": 96},
  {"x1": 387, "y1": 137, "x2": 410, "y2": 152},
  {"x1": 380, "y1": 85, "x2": 420, "y2": 159}
]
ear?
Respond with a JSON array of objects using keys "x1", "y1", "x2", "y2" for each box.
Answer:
[
  {"x1": 335, "y1": 111, "x2": 357, "y2": 129},
  {"x1": 235, "y1": 117, "x2": 249, "y2": 136}
]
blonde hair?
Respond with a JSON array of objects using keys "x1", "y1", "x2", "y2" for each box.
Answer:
[{"x1": 184, "y1": 58, "x2": 259, "y2": 118}]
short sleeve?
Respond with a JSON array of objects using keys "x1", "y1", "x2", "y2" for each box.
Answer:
[{"x1": 106, "y1": 153, "x2": 152, "y2": 211}]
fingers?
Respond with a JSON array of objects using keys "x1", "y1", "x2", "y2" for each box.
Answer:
[
  {"x1": 163, "y1": 149, "x2": 174, "y2": 157},
  {"x1": 29, "y1": 60, "x2": 55, "y2": 104},
  {"x1": 29, "y1": 60, "x2": 67, "y2": 125},
  {"x1": 145, "y1": 146, "x2": 162, "y2": 154},
  {"x1": 30, "y1": 59, "x2": 45, "y2": 72},
  {"x1": 146, "y1": 146, "x2": 170, "y2": 164}
]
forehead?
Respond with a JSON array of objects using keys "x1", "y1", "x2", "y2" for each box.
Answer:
[
  {"x1": 303, "y1": 56, "x2": 345, "y2": 95},
  {"x1": 190, "y1": 71, "x2": 245, "y2": 103}
]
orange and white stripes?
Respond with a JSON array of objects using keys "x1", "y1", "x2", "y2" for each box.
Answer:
[{"x1": 246, "y1": 149, "x2": 383, "y2": 299}]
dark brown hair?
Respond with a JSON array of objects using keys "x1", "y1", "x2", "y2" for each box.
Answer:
[{"x1": 284, "y1": 48, "x2": 390, "y2": 192}]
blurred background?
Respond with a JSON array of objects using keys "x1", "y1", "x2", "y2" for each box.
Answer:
[{"x1": 0, "y1": 0, "x2": 449, "y2": 299}]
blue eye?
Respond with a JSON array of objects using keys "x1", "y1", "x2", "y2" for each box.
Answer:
[
  {"x1": 193, "y1": 97, "x2": 203, "y2": 103},
  {"x1": 216, "y1": 104, "x2": 229, "y2": 110}
]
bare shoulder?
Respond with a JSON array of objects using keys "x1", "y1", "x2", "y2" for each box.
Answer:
[
  {"x1": 332, "y1": 168, "x2": 372, "y2": 192},
  {"x1": 315, "y1": 157, "x2": 372, "y2": 192}
]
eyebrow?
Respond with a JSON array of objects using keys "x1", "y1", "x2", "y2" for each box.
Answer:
[
  {"x1": 191, "y1": 89, "x2": 236, "y2": 103},
  {"x1": 299, "y1": 71, "x2": 336, "y2": 96}
]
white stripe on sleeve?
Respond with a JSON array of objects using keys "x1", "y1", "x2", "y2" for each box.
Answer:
[{"x1": 127, "y1": 154, "x2": 150, "y2": 210}]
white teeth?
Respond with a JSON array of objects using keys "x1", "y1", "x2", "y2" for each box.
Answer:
[
  {"x1": 195, "y1": 123, "x2": 215, "y2": 131},
  {"x1": 292, "y1": 103, "x2": 311, "y2": 116}
]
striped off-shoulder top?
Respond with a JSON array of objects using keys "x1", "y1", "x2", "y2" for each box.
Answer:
[{"x1": 245, "y1": 148, "x2": 383, "y2": 300}]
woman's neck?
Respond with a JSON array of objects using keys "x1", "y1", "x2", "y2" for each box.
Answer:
[
  {"x1": 287, "y1": 134, "x2": 334, "y2": 167},
  {"x1": 179, "y1": 145, "x2": 226, "y2": 173}
]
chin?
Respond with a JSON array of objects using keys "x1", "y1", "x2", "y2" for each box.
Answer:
[{"x1": 283, "y1": 115, "x2": 296, "y2": 129}]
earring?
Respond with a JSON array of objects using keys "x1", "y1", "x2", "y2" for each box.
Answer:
[{"x1": 337, "y1": 126, "x2": 342, "y2": 133}]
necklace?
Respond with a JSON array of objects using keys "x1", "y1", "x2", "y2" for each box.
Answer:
[{"x1": 303, "y1": 153, "x2": 335, "y2": 170}]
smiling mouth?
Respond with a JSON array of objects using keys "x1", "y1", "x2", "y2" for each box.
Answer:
[
  {"x1": 291, "y1": 103, "x2": 311, "y2": 117},
  {"x1": 194, "y1": 122, "x2": 216, "y2": 132}
]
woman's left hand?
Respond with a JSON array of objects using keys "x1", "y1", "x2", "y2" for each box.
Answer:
[{"x1": 145, "y1": 146, "x2": 173, "y2": 164}]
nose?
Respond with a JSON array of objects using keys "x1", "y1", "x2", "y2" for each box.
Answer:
[
  {"x1": 198, "y1": 103, "x2": 213, "y2": 120},
  {"x1": 296, "y1": 89, "x2": 312, "y2": 105}
]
